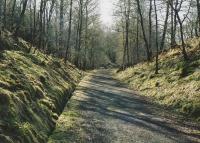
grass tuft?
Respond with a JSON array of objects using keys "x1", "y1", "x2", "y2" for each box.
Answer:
[{"x1": 116, "y1": 38, "x2": 200, "y2": 120}]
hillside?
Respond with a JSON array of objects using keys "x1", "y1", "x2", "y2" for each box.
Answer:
[
  {"x1": 0, "y1": 31, "x2": 83, "y2": 143},
  {"x1": 116, "y1": 37, "x2": 200, "y2": 120}
]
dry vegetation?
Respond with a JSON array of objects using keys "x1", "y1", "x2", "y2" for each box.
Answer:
[{"x1": 116, "y1": 37, "x2": 200, "y2": 120}]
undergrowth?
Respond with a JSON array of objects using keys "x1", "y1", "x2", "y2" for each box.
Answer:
[
  {"x1": 116, "y1": 37, "x2": 200, "y2": 121},
  {"x1": 0, "y1": 31, "x2": 83, "y2": 143}
]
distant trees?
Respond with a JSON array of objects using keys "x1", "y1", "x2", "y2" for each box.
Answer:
[
  {"x1": 0, "y1": 0, "x2": 114, "y2": 69},
  {"x1": 0, "y1": 0, "x2": 199, "y2": 70},
  {"x1": 114, "y1": 0, "x2": 199, "y2": 72}
]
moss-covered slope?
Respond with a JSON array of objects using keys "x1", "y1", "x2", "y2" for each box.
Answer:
[
  {"x1": 0, "y1": 32, "x2": 82, "y2": 143},
  {"x1": 116, "y1": 37, "x2": 200, "y2": 120}
]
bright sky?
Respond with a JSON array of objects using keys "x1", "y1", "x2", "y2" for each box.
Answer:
[{"x1": 99, "y1": 0, "x2": 115, "y2": 27}]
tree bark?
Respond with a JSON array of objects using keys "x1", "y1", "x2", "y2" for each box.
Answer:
[
  {"x1": 3, "y1": 0, "x2": 6, "y2": 29},
  {"x1": 59, "y1": 0, "x2": 64, "y2": 54},
  {"x1": 197, "y1": 0, "x2": 200, "y2": 35},
  {"x1": 15, "y1": 0, "x2": 28, "y2": 36},
  {"x1": 0, "y1": 0, "x2": 2, "y2": 30},
  {"x1": 160, "y1": 1, "x2": 170, "y2": 50},
  {"x1": 65, "y1": 0, "x2": 73, "y2": 62},
  {"x1": 136, "y1": 13, "x2": 139, "y2": 62},
  {"x1": 154, "y1": 0, "x2": 159, "y2": 74},
  {"x1": 148, "y1": 0, "x2": 153, "y2": 55},
  {"x1": 136, "y1": 0, "x2": 151, "y2": 61}
]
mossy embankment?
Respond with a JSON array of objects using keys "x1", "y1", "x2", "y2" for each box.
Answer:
[
  {"x1": 116, "y1": 37, "x2": 200, "y2": 120},
  {"x1": 0, "y1": 31, "x2": 83, "y2": 143}
]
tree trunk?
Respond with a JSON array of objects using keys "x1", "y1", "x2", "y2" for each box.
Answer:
[
  {"x1": 15, "y1": 0, "x2": 28, "y2": 36},
  {"x1": 11, "y1": 0, "x2": 17, "y2": 28},
  {"x1": 197, "y1": 0, "x2": 200, "y2": 35},
  {"x1": 39, "y1": 0, "x2": 44, "y2": 49},
  {"x1": 176, "y1": 12, "x2": 188, "y2": 60},
  {"x1": 170, "y1": 0, "x2": 177, "y2": 48},
  {"x1": 65, "y1": 0, "x2": 73, "y2": 62},
  {"x1": 77, "y1": 0, "x2": 83, "y2": 67},
  {"x1": 136, "y1": 13, "x2": 139, "y2": 62},
  {"x1": 83, "y1": 0, "x2": 88, "y2": 69},
  {"x1": 148, "y1": 0, "x2": 153, "y2": 55},
  {"x1": 45, "y1": 0, "x2": 55, "y2": 52},
  {"x1": 154, "y1": 0, "x2": 159, "y2": 74},
  {"x1": 124, "y1": 0, "x2": 130, "y2": 66},
  {"x1": 59, "y1": 0, "x2": 64, "y2": 54},
  {"x1": 136, "y1": 0, "x2": 151, "y2": 61},
  {"x1": 0, "y1": 0, "x2": 2, "y2": 30},
  {"x1": 33, "y1": 0, "x2": 36, "y2": 42},
  {"x1": 160, "y1": 1, "x2": 170, "y2": 50},
  {"x1": 3, "y1": 0, "x2": 6, "y2": 29}
]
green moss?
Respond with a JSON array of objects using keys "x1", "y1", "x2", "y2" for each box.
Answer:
[
  {"x1": 0, "y1": 34, "x2": 83, "y2": 142},
  {"x1": 116, "y1": 38, "x2": 200, "y2": 120},
  {"x1": 48, "y1": 99, "x2": 81, "y2": 143}
]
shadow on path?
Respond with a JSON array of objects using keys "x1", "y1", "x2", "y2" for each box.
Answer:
[{"x1": 49, "y1": 70, "x2": 200, "y2": 143}]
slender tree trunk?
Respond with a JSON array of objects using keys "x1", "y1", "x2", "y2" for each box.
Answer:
[
  {"x1": 74, "y1": 0, "x2": 83, "y2": 68},
  {"x1": 176, "y1": 12, "x2": 188, "y2": 60},
  {"x1": 59, "y1": 0, "x2": 64, "y2": 55},
  {"x1": 197, "y1": 0, "x2": 200, "y2": 35},
  {"x1": 29, "y1": 0, "x2": 33, "y2": 41},
  {"x1": 39, "y1": 0, "x2": 44, "y2": 49},
  {"x1": 65, "y1": 0, "x2": 73, "y2": 62},
  {"x1": 160, "y1": 1, "x2": 170, "y2": 50},
  {"x1": 170, "y1": 0, "x2": 189, "y2": 60},
  {"x1": 124, "y1": 0, "x2": 130, "y2": 66},
  {"x1": 148, "y1": 0, "x2": 153, "y2": 55},
  {"x1": 11, "y1": 0, "x2": 16, "y2": 28},
  {"x1": 3, "y1": 0, "x2": 6, "y2": 29},
  {"x1": 27, "y1": 0, "x2": 34, "y2": 52},
  {"x1": 83, "y1": 0, "x2": 88, "y2": 69},
  {"x1": 75, "y1": 16, "x2": 80, "y2": 66},
  {"x1": 136, "y1": 0, "x2": 151, "y2": 61},
  {"x1": 42, "y1": 4, "x2": 46, "y2": 50},
  {"x1": 33, "y1": 0, "x2": 36, "y2": 41},
  {"x1": 154, "y1": 0, "x2": 159, "y2": 74},
  {"x1": 45, "y1": 0, "x2": 55, "y2": 52},
  {"x1": 15, "y1": 0, "x2": 28, "y2": 36},
  {"x1": 170, "y1": 0, "x2": 177, "y2": 48},
  {"x1": 136, "y1": 13, "x2": 139, "y2": 62},
  {"x1": 77, "y1": 0, "x2": 83, "y2": 67},
  {"x1": 122, "y1": 21, "x2": 126, "y2": 68},
  {"x1": 170, "y1": 0, "x2": 174, "y2": 47},
  {"x1": 0, "y1": 0, "x2": 2, "y2": 30}
]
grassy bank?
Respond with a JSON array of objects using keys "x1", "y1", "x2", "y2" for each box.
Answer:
[
  {"x1": 116, "y1": 37, "x2": 200, "y2": 120},
  {"x1": 0, "y1": 31, "x2": 83, "y2": 143}
]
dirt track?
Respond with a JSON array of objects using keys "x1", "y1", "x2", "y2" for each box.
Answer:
[{"x1": 48, "y1": 70, "x2": 200, "y2": 143}]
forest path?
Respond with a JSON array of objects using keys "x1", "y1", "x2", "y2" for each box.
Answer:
[{"x1": 48, "y1": 70, "x2": 200, "y2": 143}]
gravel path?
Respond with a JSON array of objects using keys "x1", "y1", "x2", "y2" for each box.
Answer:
[{"x1": 48, "y1": 70, "x2": 200, "y2": 143}]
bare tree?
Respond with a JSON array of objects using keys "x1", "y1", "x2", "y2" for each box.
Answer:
[
  {"x1": 59, "y1": 0, "x2": 64, "y2": 53},
  {"x1": 160, "y1": 0, "x2": 170, "y2": 50},
  {"x1": 3, "y1": 0, "x2": 7, "y2": 29},
  {"x1": 15, "y1": 0, "x2": 29, "y2": 36},
  {"x1": 65, "y1": 0, "x2": 73, "y2": 62},
  {"x1": 149, "y1": 0, "x2": 153, "y2": 57},
  {"x1": 136, "y1": 0, "x2": 151, "y2": 61},
  {"x1": 197, "y1": 0, "x2": 200, "y2": 35},
  {"x1": 170, "y1": 0, "x2": 192, "y2": 60},
  {"x1": 154, "y1": 0, "x2": 159, "y2": 74}
]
